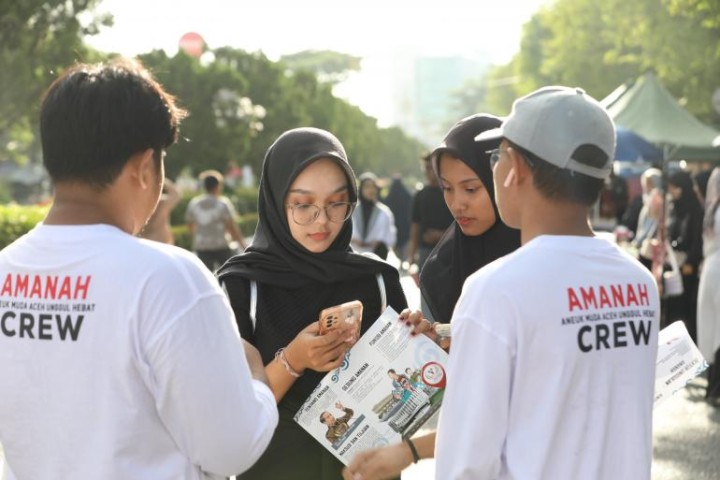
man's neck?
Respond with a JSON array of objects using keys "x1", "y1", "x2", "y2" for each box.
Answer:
[
  {"x1": 44, "y1": 183, "x2": 133, "y2": 233},
  {"x1": 519, "y1": 194, "x2": 595, "y2": 245}
]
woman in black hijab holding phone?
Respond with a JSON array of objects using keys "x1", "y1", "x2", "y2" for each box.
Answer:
[{"x1": 217, "y1": 127, "x2": 407, "y2": 480}]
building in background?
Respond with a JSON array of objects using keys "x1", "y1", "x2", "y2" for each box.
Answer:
[
  {"x1": 392, "y1": 54, "x2": 489, "y2": 146},
  {"x1": 333, "y1": 51, "x2": 489, "y2": 148}
]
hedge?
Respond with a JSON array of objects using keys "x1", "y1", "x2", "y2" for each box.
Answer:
[
  {"x1": 0, "y1": 204, "x2": 258, "y2": 251},
  {"x1": 0, "y1": 204, "x2": 49, "y2": 249}
]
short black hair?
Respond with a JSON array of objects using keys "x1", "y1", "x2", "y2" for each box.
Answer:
[
  {"x1": 199, "y1": 169, "x2": 223, "y2": 192},
  {"x1": 508, "y1": 140, "x2": 604, "y2": 206},
  {"x1": 40, "y1": 58, "x2": 187, "y2": 188}
]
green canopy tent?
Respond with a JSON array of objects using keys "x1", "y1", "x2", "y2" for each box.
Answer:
[
  {"x1": 604, "y1": 72, "x2": 720, "y2": 161},
  {"x1": 602, "y1": 73, "x2": 719, "y2": 285}
]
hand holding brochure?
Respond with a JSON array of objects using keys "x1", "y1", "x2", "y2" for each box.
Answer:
[
  {"x1": 654, "y1": 320, "x2": 708, "y2": 408},
  {"x1": 294, "y1": 307, "x2": 448, "y2": 466}
]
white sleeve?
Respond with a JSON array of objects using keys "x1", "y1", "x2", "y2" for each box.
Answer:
[
  {"x1": 371, "y1": 206, "x2": 396, "y2": 247},
  {"x1": 382, "y1": 208, "x2": 397, "y2": 248},
  {"x1": 351, "y1": 208, "x2": 362, "y2": 243},
  {"x1": 144, "y1": 293, "x2": 278, "y2": 476},
  {"x1": 435, "y1": 290, "x2": 515, "y2": 479},
  {"x1": 223, "y1": 197, "x2": 238, "y2": 219}
]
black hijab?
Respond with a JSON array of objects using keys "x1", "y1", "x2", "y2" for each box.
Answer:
[
  {"x1": 419, "y1": 114, "x2": 522, "y2": 323},
  {"x1": 217, "y1": 127, "x2": 397, "y2": 288},
  {"x1": 668, "y1": 170, "x2": 701, "y2": 217}
]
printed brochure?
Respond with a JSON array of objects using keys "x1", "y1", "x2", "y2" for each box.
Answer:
[
  {"x1": 294, "y1": 306, "x2": 448, "y2": 466},
  {"x1": 654, "y1": 320, "x2": 708, "y2": 407}
]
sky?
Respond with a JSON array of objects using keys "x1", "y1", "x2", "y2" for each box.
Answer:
[{"x1": 85, "y1": 0, "x2": 550, "y2": 125}]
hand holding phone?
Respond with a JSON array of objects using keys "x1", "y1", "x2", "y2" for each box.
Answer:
[{"x1": 318, "y1": 300, "x2": 363, "y2": 340}]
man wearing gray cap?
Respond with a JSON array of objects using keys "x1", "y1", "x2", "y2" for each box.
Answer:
[{"x1": 435, "y1": 87, "x2": 660, "y2": 479}]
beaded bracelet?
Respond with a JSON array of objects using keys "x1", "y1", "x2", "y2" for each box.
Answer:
[
  {"x1": 274, "y1": 347, "x2": 303, "y2": 378},
  {"x1": 405, "y1": 438, "x2": 420, "y2": 464}
]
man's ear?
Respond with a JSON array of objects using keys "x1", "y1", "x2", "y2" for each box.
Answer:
[
  {"x1": 127, "y1": 148, "x2": 156, "y2": 189},
  {"x1": 506, "y1": 147, "x2": 532, "y2": 184}
]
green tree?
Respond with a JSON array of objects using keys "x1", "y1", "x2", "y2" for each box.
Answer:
[
  {"x1": 472, "y1": 0, "x2": 720, "y2": 123},
  {"x1": 279, "y1": 50, "x2": 362, "y2": 84},
  {"x1": 139, "y1": 49, "x2": 262, "y2": 179},
  {"x1": 666, "y1": 0, "x2": 720, "y2": 32},
  {"x1": 138, "y1": 47, "x2": 424, "y2": 180},
  {"x1": 0, "y1": 0, "x2": 111, "y2": 164}
]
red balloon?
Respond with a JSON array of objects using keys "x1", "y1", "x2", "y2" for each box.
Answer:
[{"x1": 179, "y1": 32, "x2": 205, "y2": 58}]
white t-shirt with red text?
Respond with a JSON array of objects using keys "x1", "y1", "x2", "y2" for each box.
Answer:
[
  {"x1": 436, "y1": 235, "x2": 659, "y2": 480},
  {"x1": 0, "y1": 224, "x2": 277, "y2": 480}
]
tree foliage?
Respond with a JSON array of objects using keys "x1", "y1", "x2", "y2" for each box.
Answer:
[
  {"x1": 138, "y1": 47, "x2": 425, "y2": 180},
  {"x1": 0, "y1": 2, "x2": 424, "y2": 184},
  {"x1": 666, "y1": 0, "x2": 720, "y2": 32},
  {"x1": 0, "y1": 0, "x2": 111, "y2": 164},
  {"x1": 458, "y1": 0, "x2": 720, "y2": 124},
  {"x1": 279, "y1": 50, "x2": 362, "y2": 84}
]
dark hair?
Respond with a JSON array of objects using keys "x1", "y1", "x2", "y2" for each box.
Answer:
[
  {"x1": 200, "y1": 169, "x2": 223, "y2": 192},
  {"x1": 668, "y1": 170, "x2": 699, "y2": 213},
  {"x1": 319, "y1": 411, "x2": 329, "y2": 424},
  {"x1": 40, "y1": 58, "x2": 187, "y2": 188},
  {"x1": 508, "y1": 141, "x2": 604, "y2": 206}
]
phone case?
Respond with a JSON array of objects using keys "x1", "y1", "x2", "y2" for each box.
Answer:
[{"x1": 318, "y1": 300, "x2": 363, "y2": 335}]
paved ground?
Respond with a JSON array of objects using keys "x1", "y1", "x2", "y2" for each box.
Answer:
[
  {"x1": 652, "y1": 375, "x2": 720, "y2": 479},
  {"x1": 398, "y1": 367, "x2": 720, "y2": 479}
]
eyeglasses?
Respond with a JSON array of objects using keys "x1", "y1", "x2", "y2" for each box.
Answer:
[
  {"x1": 489, "y1": 149, "x2": 502, "y2": 170},
  {"x1": 488, "y1": 147, "x2": 535, "y2": 170},
  {"x1": 286, "y1": 202, "x2": 355, "y2": 225}
]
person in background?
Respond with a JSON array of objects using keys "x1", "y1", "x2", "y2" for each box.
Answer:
[
  {"x1": 630, "y1": 168, "x2": 663, "y2": 270},
  {"x1": 407, "y1": 153, "x2": 454, "y2": 271},
  {"x1": 665, "y1": 170, "x2": 704, "y2": 341},
  {"x1": 437, "y1": 86, "x2": 659, "y2": 478},
  {"x1": 342, "y1": 114, "x2": 521, "y2": 480},
  {"x1": 599, "y1": 169, "x2": 629, "y2": 224},
  {"x1": 610, "y1": 169, "x2": 630, "y2": 223},
  {"x1": 138, "y1": 177, "x2": 181, "y2": 244},
  {"x1": 217, "y1": 128, "x2": 408, "y2": 480},
  {"x1": 693, "y1": 161, "x2": 716, "y2": 205},
  {"x1": 351, "y1": 172, "x2": 397, "y2": 260},
  {"x1": 185, "y1": 169, "x2": 247, "y2": 272},
  {"x1": 408, "y1": 153, "x2": 454, "y2": 318},
  {"x1": 382, "y1": 176, "x2": 413, "y2": 265},
  {"x1": 0, "y1": 58, "x2": 277, "y2": 480},
  {"x1": 698, "y1": 165, "x2": 720, "y2": 406}
]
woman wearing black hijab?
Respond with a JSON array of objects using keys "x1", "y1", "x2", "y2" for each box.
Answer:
[
  {"x1": 217, "y1": 127, "x2": 407, "y2": 480},
  {"x1": 351, "y1": 172, "x2": 397, "y2": 260},
  {"x1": 665, "y1": 169, "x2": 704, "y2": 341},
  {"x1": 342, "y1": 114, "x2": 521, "y2": 480},
  {"x1": 382, "y1": 176, "x2": 413, "y2": 262},
  {"x1": 420, "y1": 113, "x2": 521, "y2": 324}
]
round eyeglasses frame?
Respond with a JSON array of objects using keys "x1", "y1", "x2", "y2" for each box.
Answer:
[{"x1": 285, "y1": 202, "x2": 355, "y2": 225}]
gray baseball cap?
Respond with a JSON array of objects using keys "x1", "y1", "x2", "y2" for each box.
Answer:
[{"x1": 475, "y1": 86, "x2": 616, "y2": 179}]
